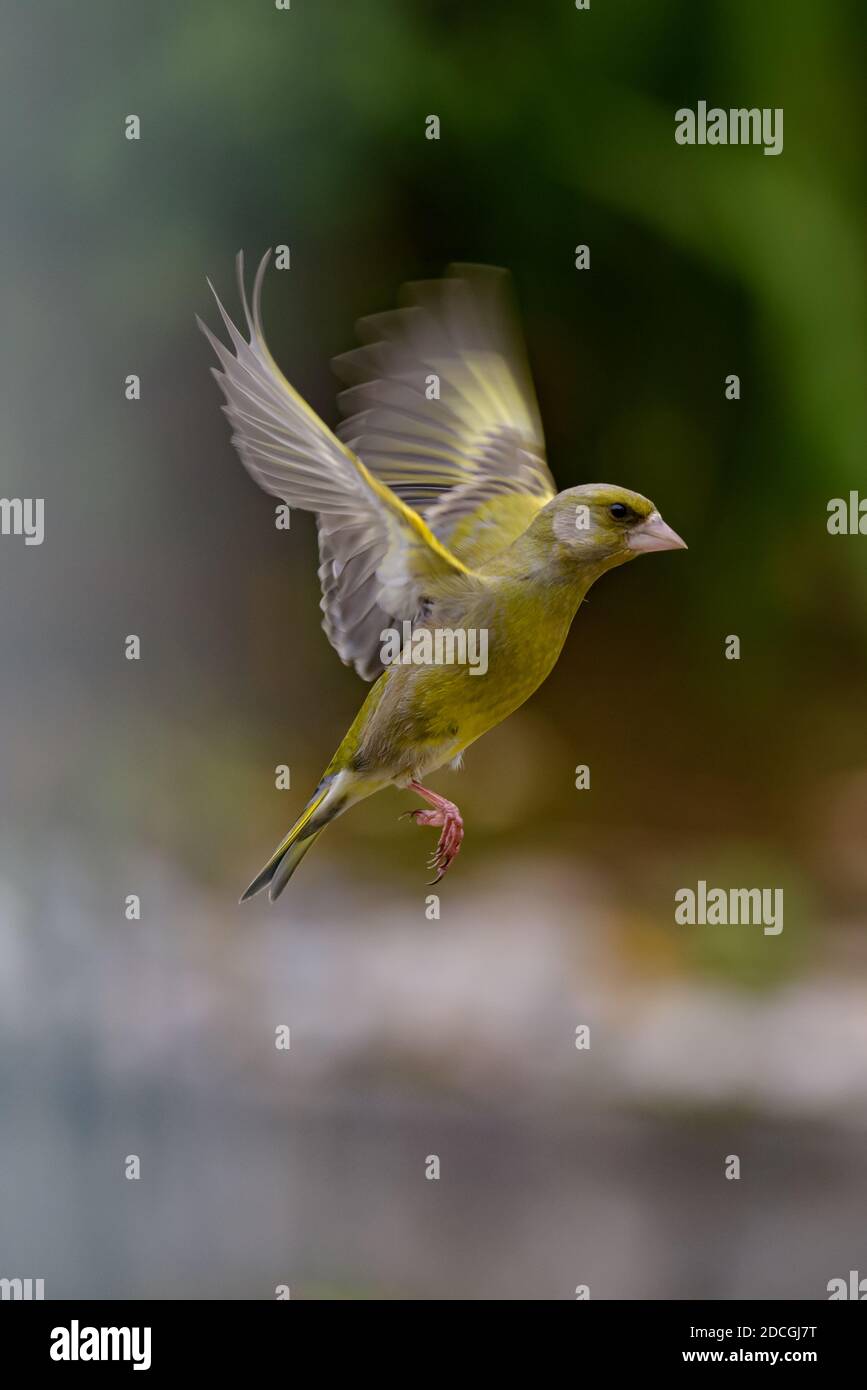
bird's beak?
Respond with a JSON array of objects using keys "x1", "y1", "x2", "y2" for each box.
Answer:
[{"x1": 628, "y1": 510, "x2": 688, "y2": 553}]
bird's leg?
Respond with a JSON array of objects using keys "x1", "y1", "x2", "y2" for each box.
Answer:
[{"x1": 404, "y1": 779, "x2": 464, "y2": 884}]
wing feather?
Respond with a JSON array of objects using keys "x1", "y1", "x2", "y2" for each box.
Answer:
[
  {"x1": 332, "y1": 264, "x2": 557, "y2": 568},
  {"x1": 199, "y1": 252, "x2": 472, "y2": 680}
]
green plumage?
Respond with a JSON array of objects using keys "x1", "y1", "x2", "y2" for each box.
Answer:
[{"x1": 201, "y1": 257, "x2": 686, "y2": 901}]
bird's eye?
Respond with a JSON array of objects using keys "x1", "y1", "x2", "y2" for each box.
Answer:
[{"x1": 609, "y1": 503, "x2": 631, "y2": 520}]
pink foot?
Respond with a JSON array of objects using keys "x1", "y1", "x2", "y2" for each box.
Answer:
[{"x1": 404, "y1": 780, "x2": 464, "y2": 884}]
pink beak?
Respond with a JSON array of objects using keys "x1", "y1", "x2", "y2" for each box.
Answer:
[{"x1": 628, "y1": 510, "x2": 688, "y2": 553}]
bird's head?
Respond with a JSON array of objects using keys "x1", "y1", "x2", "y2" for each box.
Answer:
[{"x1": 546, "y1": 483, "x2": 687, "y2": 572}]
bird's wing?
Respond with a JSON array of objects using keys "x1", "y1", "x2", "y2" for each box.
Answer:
[
  {"x1": 199, "y1": 252, "x2": 474, "y2": 681},
  {"x1": 332, "y1": 263, "x2": 558, "y2": 570}
]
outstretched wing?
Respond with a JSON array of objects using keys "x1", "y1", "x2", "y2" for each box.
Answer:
[
  {"x1": 332, "y1": 263, "x2": 557, "y2": 570},
  {"x1": 199, "y1": 252, "x2": 474, "y2": 680}
]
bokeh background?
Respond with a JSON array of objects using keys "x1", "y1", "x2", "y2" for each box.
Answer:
[{"x1": 1, "y1": 0, "x2": 866, "y2": 1299}]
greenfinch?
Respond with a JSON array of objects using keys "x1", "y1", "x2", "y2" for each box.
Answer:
[{"x1": 200, "y1": 255, "x2": 686, "y2": 901}]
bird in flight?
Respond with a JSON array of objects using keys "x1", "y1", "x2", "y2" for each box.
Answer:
[{"x1": 200, "y1": 255, "x2": 686, "y2": 902}]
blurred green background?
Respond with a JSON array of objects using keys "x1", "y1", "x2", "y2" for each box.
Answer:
[{"x1": 0, "y1": 0, "x2": 865, "y2": 1298}]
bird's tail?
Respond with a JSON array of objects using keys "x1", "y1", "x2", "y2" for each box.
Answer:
[{"x1": 240, "y1": 777, "x2": 339, "y2": 904}]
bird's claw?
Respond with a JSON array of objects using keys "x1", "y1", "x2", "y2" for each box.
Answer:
[{"x1": 403, "y1": 789, "x2": 464, "y2": 884}]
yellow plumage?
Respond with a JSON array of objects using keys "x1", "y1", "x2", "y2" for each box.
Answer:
[{"x1": 201, "y1": 255, "x2": 686, "y2": 901}]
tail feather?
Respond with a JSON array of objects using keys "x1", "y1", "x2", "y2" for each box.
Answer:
[
  {"x1": 267, "y1": 828, "x2": 324, "y2": 901},
  {"x1": 240, "y1": 780, "x2": 334, "y2": 904}
]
